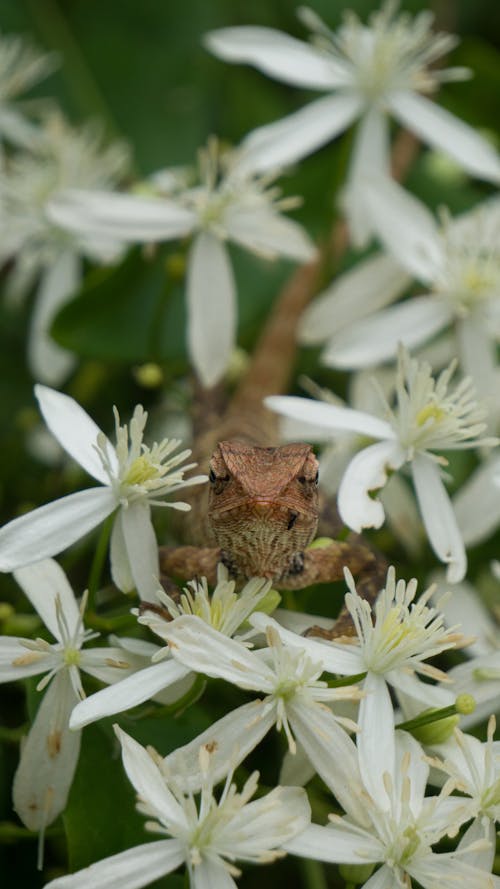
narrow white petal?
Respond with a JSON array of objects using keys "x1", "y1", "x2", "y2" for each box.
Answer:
[
  {"x1": 394, "y1": 731, "x2": 428, "y2": 817},
  {"x1": 109, "y1": 510, "x2": 135, "y2": 593},
  {"x1": 192, "y1": 858, "x2": 237, "y2": 889},
  {"x1": 13, "y1": 672, "x2": 81, "y2": 830},
  {"x1": 70, "y1": 660, "x2": 191, "y2": 729},
  {"x1": 204, "y1": 27, "x2": 347, "y2": 89},
  {"x1": 430, "y1": 576, "x2": 496, "y2": 657},
  {"x1": 338, "y1": 441, "x2": 405, "y2": 532},
  {"x1": 35, "y1": 385, "x2": 117, "y2": 483},
  {"x1": 299, "y1": 253, "x2": 410, "y2": 344},
  {"x1": 116, "y1": 727, "x2": 188, "y2": 830},
  {"x1": 13, "y1": 558, "x2": 80, "y2": 643},
  {"x1": 119, "y1": 502, "x2": 159, "y2": 600},
  {"x1": 47, "y1": 189, "x2": 197, "y2": 242},
  {"x1": 453, "y1": 454, "x2": 500, "y2": 546},
  {"x1": 389, "y1": 90, "x2": 500, "y2": 184},
  {"x1": 287, "y1": 699, "x2": 367, "y2": 824},
  {"x1": 44, "y1": 839, "x2": 184, "y2": 889},
  {"x1": 187, "y1": 232, "x2": 236, "y2": 387},
  {"x1": 411, "y1": 456, "x2": 466, "y2": 582},
  {"x1": 0, "y1": 637, "x2": 49, "y2": 682},
  {"x1": 249, "y1": 612, "x2": 364, "y2": 675},
  {"x1": 163, "y1": 700, "x2": 276, "y2": 792},
  {"x1": 411, "y1": 851, "x2": 500, "y2": 889},
  {"x1": 80, "y1": 645, "x2": 146, "y2": 684},
  {"x1": 446, "y1": 653, "x2": 500, "y2": 729},
  {"x1": 28, "y1": 252, "x2": 80, "y2": 385},
  {"x1": 344, "y1": 108, "x2": 391, "y2": 247},
  {"x1": 362, "y1": 866, "x2": 399, "y2": 889},
  {"x1": 163, "y1": 615, "x2": 274, "y2": 691},
  {"x1": 219, "y1": 786, "x2": 311, "y2": 857},
  {"x1": 362, "y1": 175, "x2": 443, "y2": 281},
  {"x1": 322, "y1": 297, "x2": 452, "y2": 369},
  {"x1": 226, "y1": 206, "x2": 316, "y2": 262},
  {"x1": 357, "y1": 674, "x2": 394, "y2": 810},
  {"x1": 457, "y1": 817, "x2": 496, "y2": 872},
  {"x1": 0, "y1": 487, "x2": 117, "y2": 572},
  {"x1": 265, "y1": 396, "x2": 394, "y2": 440},
  {"x1": 456, "y1": 315, "x2": 498, "y2": 401},
  {"x1": 284, "y1": 821, "x2": 382, "y2": 864},
  {"x1": 380, "y1": 473, "x2": 423, "y2": 557},
  {"x1": 237, "y1": 93, "x2": 364, "y2": 174}
]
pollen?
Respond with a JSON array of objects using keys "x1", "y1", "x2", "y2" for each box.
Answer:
[
  {"x1": 123, "y1": 454, "x2": 160, "y2": 486},
  {"x1": 415, "y1": 402, "x2": 446, "y2": 427}
]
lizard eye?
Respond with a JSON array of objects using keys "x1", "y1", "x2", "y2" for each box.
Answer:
[
  {"x1": 209, "y1": 468, "x2": 217, "y2": 483},
  {"x1": 314, "y1": 470, "x2": 319, "y2": 485}
]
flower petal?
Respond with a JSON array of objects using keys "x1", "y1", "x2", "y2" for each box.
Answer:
[
  {"x1": 237, "y1": 93, "x2": 364, "y2": 174},
  {"x1": 250, "y1": 612, "x2": 364, "y2": 675},
  {"x1": 163, "y1": 700, "x2": 276, "y2": 792},
  {"x1": 109, "y1": 510, "x2": 135, "y2": 593},
  {"x1": 411, "y1": 455, "x2": 466, "y2": 583},
  {"x1": 344, "y1": 108, "x2": 391, "y2": 247},
  {"x1": 0, "y1": 637, "x2": 50, "y2": 682},
  {"x1": 0, "y1": 487, "x2": 117, "y2": 572},
  {"x1": 13, "y1": 672, "x2": 81, "y2": 830},
  {"x1": 35, "y1": 384, "x2": 117, "y2": 483},
  {"x1": 219, "y1": 785, "x2": 311, "y2": 858},
  {"x1": 187, "y1": 232, "x2": 236, "y2": 388},
  {"x1": 70, "y1": 660, "x2": 191, "y2": 729},
  {"x1": 389, "y1": 90, "x2": 500, "y2": 184},
  {"x1": 47, "y1": 189, "x2": 197, "y2": 242},
  {"x1": 265, "y1": 396, "x2": 394, "y2": 440},
  {"x1": 116, "y1": 726, "x2": 188, "y2": 830},
  {"x1": 284, "y1": 821, "x2": 382, "y2": 865},
  {"x1": 204, "y1": 27, "x2": 347, "y2": 89},
  {"x1": 338, "y1": 440, "x2": 405, "y2": 533},
  {"x1": 43, "y1": 839, "x2": 184, "y2": 889},
  {"x1": 226, "y1": 206, "x2": 316, "y2": 262},
  {"x1": 119, "y1": 502, "x2": 159, "y2": 600},
  {"x1": 357, "y1": 674, "x2": 394, "y2": 810},
  {"x1": 322, "y1": 297, "x2": 452, "y2": 370},
  {"x1": 453, "y1": 454, "x2": 500, "y2": 546},
  {"x1": 28, "y1": 252, "x2": 80, "y2": 385},
  {"x1": 13, "y1": 558, "x2": 80, "y2": 643},
  {"x1": 192, "y1": 858, "x2": 237, "y2": 889},
  {"x1": 430, "y1": 575, "x2": 496, "y2": 657},
  {"x1": 299, "y1": 253, "x2": 410, "y2": 345},
  {"x1": 457, "y1": 817, "x2": 496, "y2": 873},
  {"x1": 163, "y1": 615, "x2": 275, "y2": 691},
  {"x1": 456, "y1": 314, "x2": 498, "y2": 403}
]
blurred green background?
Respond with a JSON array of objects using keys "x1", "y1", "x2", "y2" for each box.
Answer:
[{"x1": 0, "y1": 1, "x2": 498, "y2": 886}]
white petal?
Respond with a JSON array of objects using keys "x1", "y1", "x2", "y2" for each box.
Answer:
[
  {"x1": 13, "y1": 558, "x2": 80, "y2": 643},
  {"x1": 344, "y1": 108, "x2": 391, "y2": 247},
  {"x1": 249, "y1": 612, "x2": 364, "y2": 675},
  {"x1": 389, "y1": 90, "x2": 500, "y2": 184},
  {"x1": 116, "y1": 727, "x2": 188, "y2": 830},
  {"x1": 70, "y1": 660, "x2": 191, "y2": 729},
  {"x1": 287, "y1": 699, "x2": 367, "y2": 824},
  {"x1": 430, "y1": 575, "x2": 496, "y2": 657},
  {"x1": 44, "y1": 839, "x2": 184, "y2": 889},
  {"x1": 357, "y1": 673, "x2": 394, "y2": 810},
  {"x1": 187, "y1": 232, "x2": 236, "y2": 387},
  {"x1": 380, "y1": 473, "x2": 423, "y2": 557},
  {"x1": 204, "y1": 27, "x2": 347, "y2": 89},
  {"x1": 322, "y1": 297, "x2": 452, "y2": 369},
  {"x1": 410, "y1": 851, "x2": 500, "y2": 889},
  {"x1": 456, "y1": 314, "x2": 498, "y2": 402},
  {"x1": 163, "y1": 700, "x2": 276, "y2": 792},
  {"x1": 411, "y1": 455, "x2": 466, "y2": 583},
  {"x1": 192, "y1": 858, "x2": 237, "y2": 889},
  {"x1": 394, "y1": 731, "x2": 428, "y2": 817},
  {"x1": 446, "y1": 652, "x2": 500, "y2": 729},
  {"x1": 28, "y1": 252, "x2": 80, "y2": 385},
  {"x1": 457, "y1": 818, "x2": 496, "y2": 872},
  {"x1": 274, "y1": 607, "x2": 341, "y2": 637},
  {"x1": 0, "y1": 487, "x2": 117, "y2": 572},
  {"x1": 13, "y1": 672, "x2": 81, "y2": 830},
  {"x1": 219, "y1": 785, "x2": 311, "y2": 857},
  {"x1": 0, "y1": 637, "x2": 50, "y2": 682},
  {"x1": 226, "y1": 206, "x2": 316, "y2": 262},
  {"x1": 80, "y1": 645, "x2": 145, "y2": 684},
  {"x1": 299, "y1": 253, "x2": 410, "y2": 344},
  {"x1": 362, "y1": 175, "x2": 443, "y2": 281},
  {"x1": 119, "y1": 502, "x2": 159, "y2": 600},
  {"x1": 265, "y1": 396, "x2": 394, "y2": 440},
  {"x1": 163, "y1": 616, "x2": 274, "y2": 691},
  {"x1": 363, "y1": 866, "x2": 399, "y2": 889},
  {"x1": 47, "y1": 189, "x2": 197, "y2": 243},
  {"x1": 453, "y1": 454, "x2": 500, "y2": 546},
  {"x1": 35, "y1": 384, "x2": 117, "y2": 483},
  {"x1": 237, "y1": 93, "x2": 364, "y2": 174},
  {"x1": 338, "y1": 440, "x2": 404, "y2": 532},
  {"x1": 109, "y1": 510, "x2": 135, "y2": 593},
  {"x1": 284, "y1": 821, "x2": 382, "y2": 864}
]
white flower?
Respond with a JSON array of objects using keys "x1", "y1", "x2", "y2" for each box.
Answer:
[
  {"x1": 0, "y1": 385, "x2": 206, "y2": 598},
  {"x1": 429, "y1": 718, "x2": 500, "y2": 873},
  {"x1": 267, "y1": 347, "x2": 494, "y2": 581},
  {"x1": 250, "y1": 565, "x2": 466, "y2": 807},
  {"x1": 158, "y1": 615, "x2": 363, "y2": 804},
  {"x1": 0, "y1": 114, "x2": 130, "y2": 384},
  {"x1": 0, "y1": 559, "x2": 139, "y2": 832},
  {"x1": 285, "y1": 729, "x2": 496, "y2": 889},
  {"x1": 46, "y1": 138, "x2": 316, "y2": 387},
  {"x1": 454, "y1": 453, "x2": 500, "y2": 546},
  {"x1": 205, "y1": 4, "x2": 500, "y2": 245},
  {"x1": 44, "y1": 726, "x2": 311, "y2": 889},
  {"x1": 0, "y1": 30, "x2": 56, "y2": 151},
  {"x1": 69, "y1": 566, "x2": 272, "y2": 729},
  {"x1": 321, "y1": 180, "x2": 500, "y2": 410}
]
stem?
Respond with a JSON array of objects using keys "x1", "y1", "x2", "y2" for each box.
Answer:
[
  {"x1": 299, "y1": 857, "x2": 328, "y2": 889},
  {"x1": 87, "y1": 514, "x2": 114, "y2": 608}
]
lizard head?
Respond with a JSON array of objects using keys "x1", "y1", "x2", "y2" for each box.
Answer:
[{"x1": 207, "y1": 439, "x2": 320, "y2": 581}]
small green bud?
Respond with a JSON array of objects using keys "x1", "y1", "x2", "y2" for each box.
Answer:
[
  {"x1": 455, "y1": 693, "x2": 476, "y2": 715},
  {"x1": 339, "y1": 863, "x2": 375, "y2": 884},
  {"x1": 413, "y1": 712, "x2": 459, "y2": 744},
  {"x1": 307, "y1": 537, "x2": 334, "y2": 550}
]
